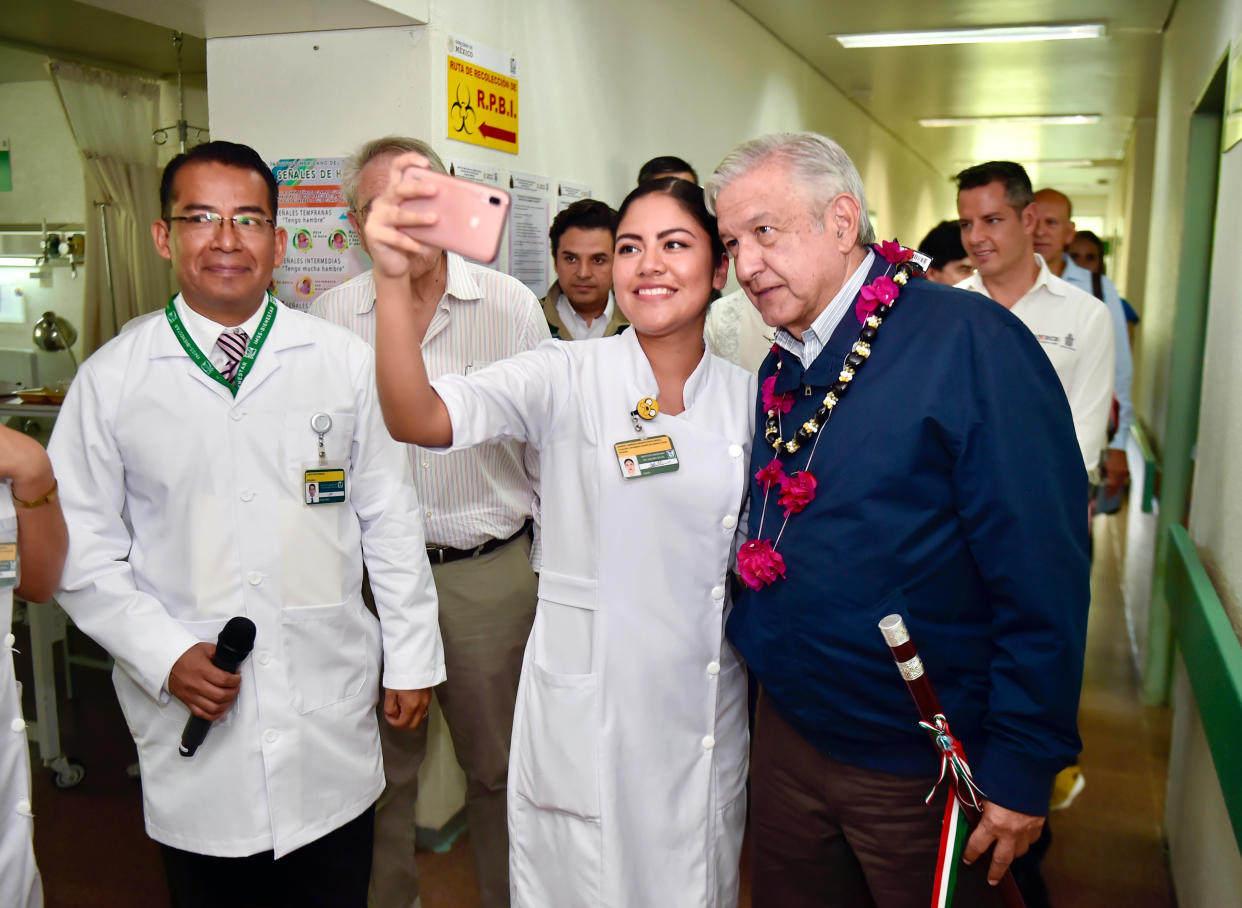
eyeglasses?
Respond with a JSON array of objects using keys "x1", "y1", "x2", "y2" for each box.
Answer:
[{"x1": 166, "y1": 212, "x2": 276, "y2": 233}]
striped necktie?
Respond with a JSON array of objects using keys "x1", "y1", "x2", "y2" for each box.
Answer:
[{"x1": 215, "y1": 329, "x2": 249, "y2": 383}]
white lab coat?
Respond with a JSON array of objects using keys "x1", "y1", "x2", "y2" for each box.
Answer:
[
  {"x1": 1, "y1": 490, "x2": 42, "y2": 908},
  {"x1": 48, "y1": 299, "x2": 445, "y2": 858},
  {"x1": 435, "y1": 330, "x2": 755, "y2": 907}
]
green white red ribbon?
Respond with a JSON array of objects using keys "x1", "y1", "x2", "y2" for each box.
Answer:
[
  {"x1": 932, "y1": 793, "x2": 970, "y2": 908},
  {"x1": 919, "y1": 714, "x2": 985, "y2": 908},
  {"x1": 918, "y1": 714, "x2": 985, "y2": 811}
]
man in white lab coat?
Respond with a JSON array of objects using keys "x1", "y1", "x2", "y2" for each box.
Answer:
[{"x1": 48, "y1": 141, "x2": 445, "y2": 907}]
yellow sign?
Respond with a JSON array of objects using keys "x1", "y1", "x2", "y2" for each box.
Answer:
[{"x1": 447, "y1": 55, "x2": 519, "y2": 154}]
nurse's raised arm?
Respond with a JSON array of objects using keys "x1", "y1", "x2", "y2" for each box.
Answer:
[{"x1": 367, "y1": 151, "x2": 454, "y2": 447}]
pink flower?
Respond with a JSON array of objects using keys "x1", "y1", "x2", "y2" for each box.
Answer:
[
  {"x1": 855, "y1": 275, "x2": 901, "y2": 324},
  {"x1": 761, "y1": 374, "x2": 794, "y2": 415},
  {"x1": 755, "y1": 457, "x2": 786, "y2": 492},
  {"x1": 736, "y1": 539, "x2": 787, "y2": 590},
  {"x1": 876, "y1": 239, "x2": 914, "y2": 264},
  {"x1": 778, "y1": 470, "x2": 818, "y2": 517}
]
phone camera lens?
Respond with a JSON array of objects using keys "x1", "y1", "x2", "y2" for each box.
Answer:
[{"x1": 489, "y1": 196, "x2": 502, "y2": 206}]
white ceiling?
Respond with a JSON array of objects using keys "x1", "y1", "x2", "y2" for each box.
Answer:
[
  {"x1": 2, "y1": 0, "x2": 1172, "y2": 212},
  {"x1": 732, "y1": 0, "x2": 1174, "y2": 202},
  {"x1": 0, "y1": 0, "x2": 206, "y2": 78},
  {"x1": 0, "y1": 0, "x2": 424, "y2": 81},
  {"x1": 76, "y1": 0, "x2": 426, "y2": 41}
]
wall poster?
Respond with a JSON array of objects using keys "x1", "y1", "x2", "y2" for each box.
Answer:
[
  {"x1": 508, "y1": 171, "x2": 552, "y2": 297},
  {"x1": 268, "y1": 157, "x2": 368, "y2": 310},
  {"x1": 446, "y1": 36, "x2": 519, "y2": 155}
]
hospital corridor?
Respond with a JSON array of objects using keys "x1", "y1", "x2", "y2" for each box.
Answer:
[{"x1": 3, "y1": 0, "x2": 1242, "y2": 906}]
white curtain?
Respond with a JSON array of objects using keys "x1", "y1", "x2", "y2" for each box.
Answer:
[{"x1": 48, "y1": 60, "x2": 171, "y2": 354}]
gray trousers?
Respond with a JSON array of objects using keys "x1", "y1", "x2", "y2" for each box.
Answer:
[{"x1": 368, "y1": 534, "x2": 537, "y2": 908}]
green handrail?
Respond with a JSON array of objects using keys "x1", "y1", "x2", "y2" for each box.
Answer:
[
  {"x1": 1166, "y1": 524, "x2": 1242, "y2": 854},
  {"x1": 1130, "y1": 421, "x2": 1158, "y2": 514}
]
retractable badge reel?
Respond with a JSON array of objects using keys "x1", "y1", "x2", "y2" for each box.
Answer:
[
  {"x1": 303, "y1": 412, "x2": 347, "y2": 505},
  {"x1": 614, "y1": 396, "x2": 679, "y2": 480}
]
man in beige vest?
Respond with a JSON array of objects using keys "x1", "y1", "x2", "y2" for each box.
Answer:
[{"x1": 541, "y1": 199, "x2": 628, "y2": 340}]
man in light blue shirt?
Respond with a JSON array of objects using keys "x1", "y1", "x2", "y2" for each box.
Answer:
[{"x1": 1034, "y1": 188, "x2": 1133, "y2": 495}]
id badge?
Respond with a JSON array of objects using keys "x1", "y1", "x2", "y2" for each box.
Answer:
[
  {"x1": 614, "y1": 435, "x2": 679, "y2": 479},
  {"x1": 304, "y1": 466, "x2": 347, "y2": 505},
  {"x1": 0, "y1": 539, "x2": 17, "y2": 588}
]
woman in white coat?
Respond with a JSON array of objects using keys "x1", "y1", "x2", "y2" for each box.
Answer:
[
  {"x1": 369, "y1": 163, "x2": 755, "y2": 907},
  {"x1": 0, "y1": 424, "x2": 68, "y2": 908}
]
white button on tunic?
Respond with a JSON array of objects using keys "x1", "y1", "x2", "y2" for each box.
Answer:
[{"x1": 435, "y1": 331, "x2": 754, "y2": 906}]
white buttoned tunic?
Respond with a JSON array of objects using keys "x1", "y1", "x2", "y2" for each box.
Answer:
[
  {"x1": 435, "y1": 330, "x2": 755, "y2": 907},
  {"x1": 0, "y1": 489, "x2": 41, "y2": 907}
]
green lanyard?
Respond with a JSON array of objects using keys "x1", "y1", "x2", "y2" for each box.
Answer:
[{"x1": 164, "y1": 295, "x2": 278, "y2": 397}]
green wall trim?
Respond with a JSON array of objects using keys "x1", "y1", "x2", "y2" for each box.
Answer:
[
  {"x1": 1130, "y1": 420, "x2": 1158, "y2": 514},
  {"x1": 1166, "y1": 524, "x2": 1242, "y2": 855},
  {"x1": 1144, "y1": 104, "x2": 1224, "y2": 705}
]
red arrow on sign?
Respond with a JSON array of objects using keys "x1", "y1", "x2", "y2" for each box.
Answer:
[{"x1": 479, "y1": 123, "x2": 516, "y2": 143}]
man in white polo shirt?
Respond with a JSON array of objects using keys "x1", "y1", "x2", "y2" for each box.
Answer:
[
  {"x1": 311, "y1": 136, "x2": 547, "y2": 908},
  {"x1": 955, "y1": 161, "x2": 1115, "y2": 480},
  {"x1": 1033, "y1": 187, "x2": 1133, "y2": 497}
]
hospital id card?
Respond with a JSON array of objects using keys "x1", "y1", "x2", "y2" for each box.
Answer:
[
  {"x1": 0, "y1": 541, "x2": 16, "y2": 587},
  {"x1": 614, "y1": 435, "x2": 679, "y2": 480},
  {"x1": 304, "y1": 468, "x2": 346, "y2": 505}
]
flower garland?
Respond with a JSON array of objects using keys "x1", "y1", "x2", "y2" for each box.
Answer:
[{"x1": 736, "y1": 241, "x2": 919, "y2": 591}]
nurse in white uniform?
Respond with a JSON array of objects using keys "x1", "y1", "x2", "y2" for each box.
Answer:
[
  {"x1": 368, "y1": 163, "x2": 756, "y2": 907},
  {"x1": 0, "y1": 424, "x2": 68, "y2": 908}
]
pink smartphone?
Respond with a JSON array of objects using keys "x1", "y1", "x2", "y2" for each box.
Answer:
[{"x1": 398, "y1": 167, "x2": 511, "y2": 262}]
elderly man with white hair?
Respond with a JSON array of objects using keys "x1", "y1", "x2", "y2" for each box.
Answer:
[{"x1": 707, "y1": 133, "x2": 1091, "y2": 908}]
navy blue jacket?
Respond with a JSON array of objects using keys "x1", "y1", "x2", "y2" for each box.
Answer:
[{"x1": 728, "y1": 254, "x2": 1090, "y2": 816}]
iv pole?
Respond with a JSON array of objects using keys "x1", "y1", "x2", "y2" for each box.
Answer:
[{"x1": 152, "y1": 32, "x2": 208, "y2": 152}]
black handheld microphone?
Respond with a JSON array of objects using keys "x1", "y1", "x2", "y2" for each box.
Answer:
[{"x1": 179, "y1": 617, "x2": 257, "y2": 757}]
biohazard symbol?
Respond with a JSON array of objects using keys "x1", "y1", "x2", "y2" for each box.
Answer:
[{"x1": 450, "y1": 83, "x2": 477, "y2": 136}]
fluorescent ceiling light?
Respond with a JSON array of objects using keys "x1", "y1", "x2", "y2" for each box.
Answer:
[
  {"x1": 953, "y1": 160, "x2": 1102, "y2": 170},
  {"x1": 835, "y1": 24, "x2": 1105, "y2": 49},
  {"x1": 0, "y1": 257, "x2": 41, "y2": 268},
  {"x1": 920, "y1": 115, "x2": 1101, "y2": 127},
  {"x1": 954, "y1": 159, "x2": 1098, "y2": 169},
  {"x1": 1026, "y1": 159, "x2": 1097, "y2": 168}
]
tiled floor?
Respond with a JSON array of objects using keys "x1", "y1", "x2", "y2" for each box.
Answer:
[
  {"x1": 1039, "y1": 512, "x2": 1175, "y2": 907},
  {"x1": 18, "y1": 508, "x2": 1172, "y2": 907}
]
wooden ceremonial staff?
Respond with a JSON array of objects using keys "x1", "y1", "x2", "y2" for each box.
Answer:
[{"x1": 878, "y1": 614, "x2": 1026, "y2": 908}]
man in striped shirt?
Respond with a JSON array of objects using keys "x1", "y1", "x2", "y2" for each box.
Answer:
[{"x1": 311, "y1": 136, "x2": 547, "y2": 908}]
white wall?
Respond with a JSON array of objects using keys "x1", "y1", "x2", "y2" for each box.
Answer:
[
  {"x1": 206, "y1": 0, "x2": 955, "y2": 282},
  {"x1": 207, "y1": 26, "x2": 434, "y2": 160},
  {"x1": 1165, "y1": 658, "x2": 1242, "y2": 905},
  {"x1": 1136, "y1": 0, "x2": 1242, "y2": 903}
]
